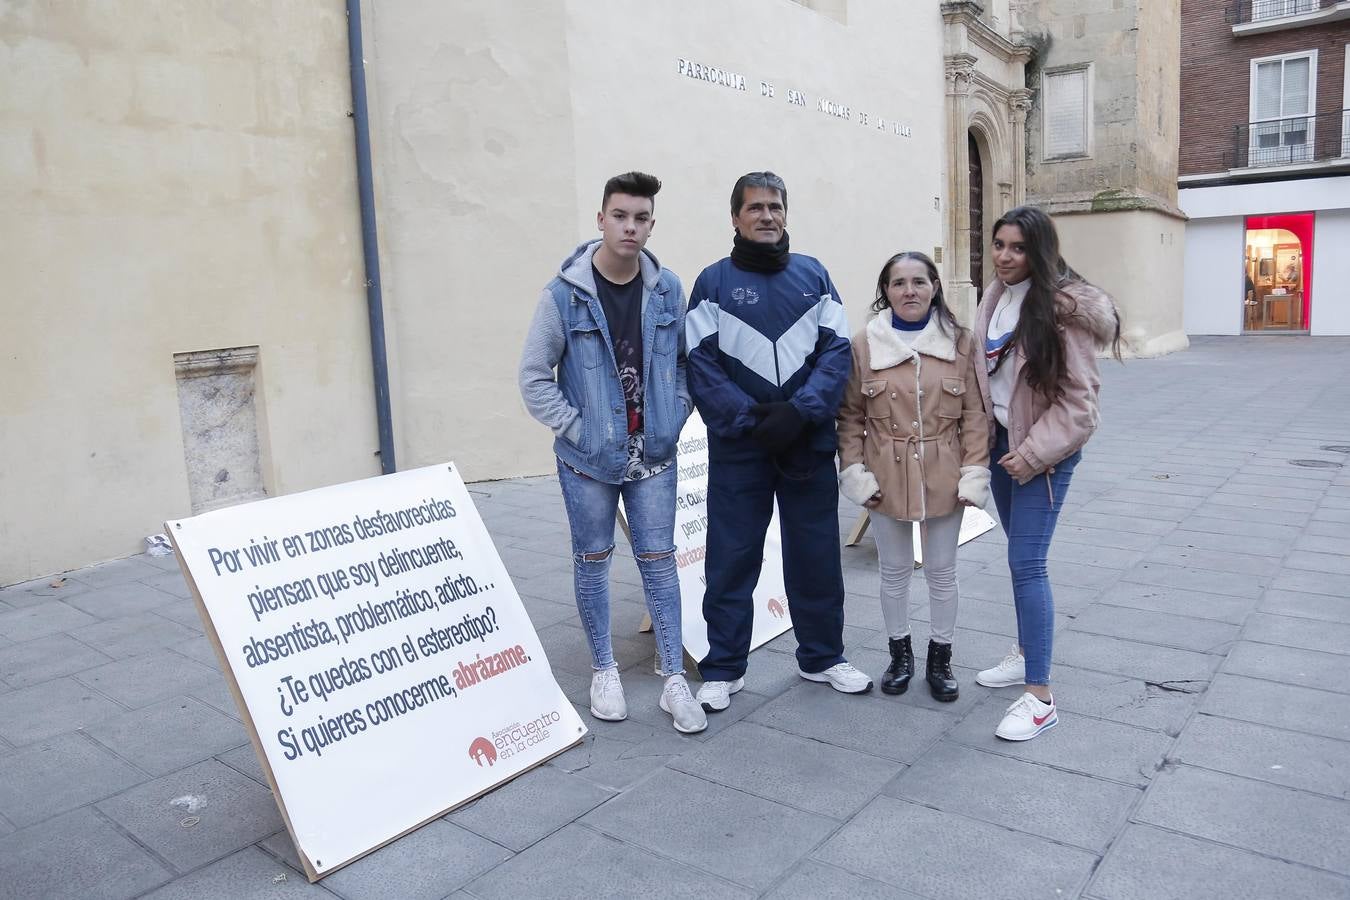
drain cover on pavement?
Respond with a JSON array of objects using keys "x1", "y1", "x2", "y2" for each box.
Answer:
[
  {"x1": 1289, "y1": 459, "x2": 1343, "y2": 468},
  {"x1": 1320, "y1": 445, "x2": 1350, "y2": 453}
]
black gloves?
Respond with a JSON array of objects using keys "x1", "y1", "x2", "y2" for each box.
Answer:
[{"x1": 750, "y1": 402, "x2": 805, "y2": 453}]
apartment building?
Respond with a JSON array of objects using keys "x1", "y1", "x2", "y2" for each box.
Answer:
[{"x1": 1179, "y1": 0, "x2": 1350, "y2": 335}]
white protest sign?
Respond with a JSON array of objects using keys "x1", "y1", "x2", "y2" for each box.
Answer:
[
  {"x1": 167, "y1": 463, "x2": 585, "y2": 881},
  {"x1": 671, "y1": 413, "x2": 792, "y2": 663}
]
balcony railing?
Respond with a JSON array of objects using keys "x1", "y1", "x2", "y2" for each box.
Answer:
[
  {"x1": 1225, "y1": 0, "x2": 1335, "y2": 25},
  {"x1": 1224, "y1": 109, "x2": 1350, "y2": 169}
]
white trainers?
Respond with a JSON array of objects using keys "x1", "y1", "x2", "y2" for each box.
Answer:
[
  {"x1": 696, "y1": 677, "x2": 744, "y2": 712},
  {"x1": 976, "y1": 646, "x2": 1026, "y2": 688},
  {"x1": 589, "y1": 667, "x2": 627, "y2": 721},
  {"x1": 798, "y1": 661, "x2": 873, "y2": 694},
  {"x1": 659, "y1": 675, "x2": 708, "y2": 734},
  {"x1": 995, "y1": 691, "x2": 1057, "y2": 741}
]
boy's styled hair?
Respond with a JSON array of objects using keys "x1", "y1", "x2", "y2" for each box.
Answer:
[{"x1": 602, "y1": 171, "x2": 662, "y2": 211}]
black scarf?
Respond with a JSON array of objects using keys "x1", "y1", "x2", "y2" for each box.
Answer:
[{"x1": 730, "y1": 231, "x2": 790, "y2": 273}]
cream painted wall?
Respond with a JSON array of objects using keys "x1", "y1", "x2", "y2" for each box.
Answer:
[
  {"x1": 365, "y1": 0, "x2": 949, "y2": 483},
  {"x1": 1055, "y1": 210, "x2": 1189, "y2": 356},
  {"x1": 0, "y1": 3, "x2": 379, "y2": 584}
]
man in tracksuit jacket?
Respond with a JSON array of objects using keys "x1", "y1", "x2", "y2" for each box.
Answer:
[{"x1": 686, "y1": 171, "x2": 872, "y2": 713}]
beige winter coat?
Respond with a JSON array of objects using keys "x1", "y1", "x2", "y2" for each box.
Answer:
[
  {"x1": 836, "y1": 312, "x2": 991, "y2": 522},
  {"x1": 973, "y1": 278, "x2": 1119, "y2": 483}
]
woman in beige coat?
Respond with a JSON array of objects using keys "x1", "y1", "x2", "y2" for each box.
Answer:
[{"x1": 837, "y1": 251, "x2": 989, "y2": 701}]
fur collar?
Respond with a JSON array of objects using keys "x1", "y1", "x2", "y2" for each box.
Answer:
[{"x1": 864, "y1": 310, "x2": 956, "y2": 370}]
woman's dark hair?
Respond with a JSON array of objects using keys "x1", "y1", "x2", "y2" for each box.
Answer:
[
  {"x1": 871, "y1": 251, "x2": 959, "y2": 337},
  {"x1": 991, "y1": 206, "x2": 1121, "y2": 399}
]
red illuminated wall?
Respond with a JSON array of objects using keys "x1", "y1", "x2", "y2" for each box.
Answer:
[{"x1": 1246, "y1": 213, "x2": 1315, "y2": 329}]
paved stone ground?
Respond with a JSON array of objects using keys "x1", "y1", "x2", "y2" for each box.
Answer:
[{"x1": 2, "y1": 336, "x2": 1349, "y2": 899}]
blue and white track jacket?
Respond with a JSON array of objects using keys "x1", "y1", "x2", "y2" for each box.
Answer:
[{"x1": 685, "y1": 254, "x2": 851, "y2": 453}]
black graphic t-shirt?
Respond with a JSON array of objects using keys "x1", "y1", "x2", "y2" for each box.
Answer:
[{"x1": 593, "y1": 266, "x2": 644, "y2": 434}]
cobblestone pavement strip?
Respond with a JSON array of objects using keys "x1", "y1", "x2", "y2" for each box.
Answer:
[{"x1": 2, "y1": 337, "x2": 1349, "y2": 898}]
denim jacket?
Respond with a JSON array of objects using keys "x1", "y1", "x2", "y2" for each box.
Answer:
[{"x1": 518, "y1": 240, "x2": 692, "y2": 484}]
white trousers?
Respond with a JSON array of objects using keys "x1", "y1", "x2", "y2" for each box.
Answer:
[{"x1": 868, "y1": 507, "x2": 963, "y2": 644}]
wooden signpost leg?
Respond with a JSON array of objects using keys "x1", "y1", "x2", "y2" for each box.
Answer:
[{"x1": 845, "y1": 510, "x2": 870, "y2": 546}]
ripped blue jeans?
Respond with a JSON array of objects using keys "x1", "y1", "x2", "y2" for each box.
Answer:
[{"x1": 556, "y1": 459, "x2": 684, "y2": 676}]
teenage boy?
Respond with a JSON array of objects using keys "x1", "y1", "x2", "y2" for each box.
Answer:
[
  {"x1": 519, "y1": 171, "x2": 705, "y2": 733},
  {"x1": 685, "y1": 171, "x2": 871, "y2": 713}
]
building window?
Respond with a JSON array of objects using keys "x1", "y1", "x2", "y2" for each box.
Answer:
[
  {"x1": 1042, "y1": 65, "x2": 1092, "y2": 160},
  {"x1": 1248, "y1": 50, "x2": 1317, "y2": 165}
]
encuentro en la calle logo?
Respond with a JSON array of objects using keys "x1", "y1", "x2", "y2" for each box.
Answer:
[{"x1": 467, "y1": 736, "x2": 497, "y2": 767}]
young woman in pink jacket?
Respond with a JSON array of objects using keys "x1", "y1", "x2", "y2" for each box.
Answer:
[{"x1": 973, "y1": 206, "x2": 1120, "y2": 741}]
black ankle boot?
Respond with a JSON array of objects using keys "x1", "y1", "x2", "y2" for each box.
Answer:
[
  {"x1": 926, "y1": 640, "x2": 959, "y2": 702},
  {"x1": 881, "y1": 635, "x2": 914, "y2": 695}
]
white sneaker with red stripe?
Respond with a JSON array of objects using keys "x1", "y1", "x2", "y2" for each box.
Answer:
[{"x1": 995, "y1": 691, "x2": 1057, "y2": 741}]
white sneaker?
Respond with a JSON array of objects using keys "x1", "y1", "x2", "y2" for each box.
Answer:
[
  {"x1": 589, "y1": 667, "x2": 627, "y2": 721},
  {"x1": 976, "y1": 646, "x2": 1026, "y2": 688},
  {"x1": 995, "y1": 692, "x2": 1057, "y2": 741},
  {"x1": 798, "y1": 661, "x2": 873, "y2": 694},
  {"x1": 659, "y1": 675, "x2": 708, "y2": 734},
  {"x1": 696, "y1": 677, "x2": 744, "y2": 712}
]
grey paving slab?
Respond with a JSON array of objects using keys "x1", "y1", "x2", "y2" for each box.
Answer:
[
  {"x1": 1093, "y1": 581, "x2": 1256, "y2": 623},
  {"x1": 0, "y1": 632, "x2": 115, "y2": 688},
  {"x1": 189, "y1": 675, "x2": 245, "y2": 720},
  {"x1": 0, "y1": 675, "x2": 127, "y2": 745},
  {"x1": 1068, "y1": 603, "x2": 1239, "y2": 654},
  {"x1": 0, "y1": 732, "x2": 147, "y2": 828},
  {"x1": 0, "y1": 574, "x2": 94, "y2": 601},
  {"x1": 582, "y1": 767, "x2": 836, "y2": 891},
  {"x1": 85, "y1": 695, "x2": 249, "y2": 776},
  {"x1": 1141, "y1": 543, "x2": 1282, "y2": 578},
  {"x1": 1272, "y1": 568, "x2": 1350, "y2": 599},
  {"x1": 748, "y1": 680, "x2": 951, "y2": 763},
  {"x1": 319, "y1": 819, "x2": 510, "y2": 900},
  {"x1": 217, "y1": 742, "x2": 270, "y2": 786},
  {"x1": 0, "y1": 808, "x2": 172, "y2": 900},
  {"x1": 1136, "y1": 764, "x2": 1350, "y2": 877},
  {"x1": 883, "y1": 741, "x2": 1140, "y2": 851},
  {"x1": 74, "y1": 646, "x2": 219, "y2": 708},
  {"x1": 1153, "y1": 527, "x2": 1289, "y2": 558},
  {"x1": 1202, "y1": 673, "x2": 1350, "y2": 742},
  {"x1": 1259, "y1": 587, "x2": 1350, "y2": 623},
  {"x1": 1120, "y1": 561, "x2": 1268, "y2": 599},
  {"x1": 949, "y1": 696, "x2": 1171, "y2": 786},
  {"x1": 1284, "y1": 549, "x2": 1350, "y2": 575},
  {"x1": 172, "y1": 633, "x2": 224, "y2": 668},
  {"x1": 69, "y1": 556, "x2": 165, "y2": 590},
  {"x1": 549, "y1": 730, "x2": 684, "y2": 791},
  {"x1": 140, "y1": 846, "x2": 338, "y2": 899},
  {"x1": 1046, "y1": 664, "x2": 1201, "y2": 735},
  {"x1": 670, "y1": 721, "x2": 902, "y2": 820},
  {"x1": 1089, "y1": 822, "x2": 1350, "y2": 900},
  {"x1": 449, "y1": 762, "x2": 613, "y2": 851},
  {"x1": 67, "y1": 611, "x2": 201, "y2": 660},
  {"x1": 1047, "y1": 539, "x2": 1147, "y2": 571},
  {"x1": 764, "y1": 859, "x2": 926, "y2": 900},
  {"x1": 1060, "y1": 511, "x2": 1178, "y2": 536},
  {"x1": 63, "y1": 580, "x2": 181, "y2": 619},
  {"x1": 137, "y1": 570, "x2": 195, "y2": 599},
  {"x1": 1224, "y1": 640, "x2": 1350, "y2": 694},
  {"x1": 96, "y1": 758, "x2": 283, "y2": 874},
  {"x1": 1054, "y1": 630, "x2": 1219, "y2": 684},
  {"x1": 813, "y1": 795, "x2": 1097, "y2": 899},
  {"x1": 1293, "y1": 532, "x2": 1350, "y2": 554},
  {"x1": 150, "y1": 596, "x2": 209, "y2": 630},
  {"x1": 1055, "y1": 524, "x2": 1164, "y2": 551},
  {"x1": 1243, "y1": 610, "x2": 1350, "y2": 655},
  {"x1": 464, "y1": 823, "x2": 752, "y2": 900},
  {"x1": 1169, "y1": 514, "x2": 1301, "y2": 541},
  {"x1": 0, "y1": 600, "x2": 99, "y2": 642},
  {"x1": 1173, "y1": 713, "x2": 1350, "y2": 799}
]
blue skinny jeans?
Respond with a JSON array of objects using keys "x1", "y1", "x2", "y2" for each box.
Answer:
[
  {"x1": 556, "y1": 459, "x2": 684, "y2": 676},
  {"x1": 989, "y1": 424, "x2": 1079, "y2": 685}
]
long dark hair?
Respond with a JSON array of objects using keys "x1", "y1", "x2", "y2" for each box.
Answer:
[
  {"x1": 871, "y1": 251, "x2": 959, "y2": 337},
  {"x1": 991, "y1": 206, "x2": 1119, "y2": 398}
]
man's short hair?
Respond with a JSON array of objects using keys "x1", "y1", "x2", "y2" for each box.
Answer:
[
  {"x1": 730, "y1": 171, "x2": 788, "y2": 216},
  {"x1": 602, "y1": 171, "x2": 662, "y2": 211}
]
